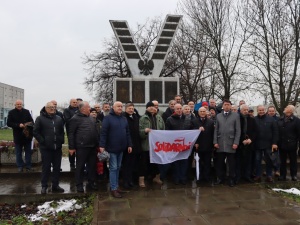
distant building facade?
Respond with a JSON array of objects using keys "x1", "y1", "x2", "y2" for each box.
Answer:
[{"x1": 0, "y1": 82, "x2": 24, "y2": 127}]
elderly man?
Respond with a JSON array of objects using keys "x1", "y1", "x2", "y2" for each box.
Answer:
[
  {"x1": 209, "y1": 99, "x2": 217, "y2": 109},
  {"x1": 50, "y1": 100, "x2": 64, "y2": 121},
  {"x1": 174, "y1": 95, "x2": 182, "y2": 104},
  {"x1": 254, "y1": 105, "x2": 279, "y2": 183},
  {"x1": 192, "y1": 107, "x2": 215, "y2": 182},
  {"x1": 166, "y1": 103, "x2": 193, "y2": 185},
  {"x1": 33, "y1": 102, "x2": 65, "y2": 194},
  {"x1": 98, "y1": 103, "x2": 110, "y2": 121},
  {"x1": 100, "y1": 101, "x2": 132, "y2": 198},
  {"x1": 152, "y1": 100, "x2": 164, "y2": 117},
  {"x1": 162, "y1": 100, "x2": 176, "y2": 122},
  {"x1": 63, "y1": 98, "x2": 79, "y2": 170},
  {"x1": 68, "y1": 101, "x2": 99, "y2": 193},
  {"x1": 235, "y1": 104, "x2": 257, "y2": 184},
  {"x1": 277, "y1": 105, "x2": 300, "y2": 181},
  {"x1": 213, "y1": 99, "x2": 241, "y2": 187},
  {"x1": 94, "y1": 104, "x2": 101, "y2": 113},
  {"x1": 188, "y1": 101, "x2": 196, "y2": 116},
  {"x1": 7, "y1": 100, "x2": 34, "y2": 172}
]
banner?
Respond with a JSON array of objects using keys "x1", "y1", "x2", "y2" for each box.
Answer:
[{"x1": 149, "y1": 130, "x2": 200, "y2": 164}]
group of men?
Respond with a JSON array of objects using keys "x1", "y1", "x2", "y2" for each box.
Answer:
[{"x1": 6, "y1": 96, "x2": 300, "y2": 198}]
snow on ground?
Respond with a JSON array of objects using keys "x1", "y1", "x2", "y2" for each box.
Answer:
[
  {"x1": 25, "y1": 199, "x2": 83, "y2": 222},
  {"x1": 273, "y1": 188, "x2": 300, "y2": 196}
]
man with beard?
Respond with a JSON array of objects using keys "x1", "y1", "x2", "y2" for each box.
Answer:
[{"x1": 33, "y1": 102, "x2": 65, "y2": 194}]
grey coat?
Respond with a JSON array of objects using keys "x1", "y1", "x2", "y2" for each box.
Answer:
[{"x1": 213, "y1": 111, "x2": 241, "y2": 153}]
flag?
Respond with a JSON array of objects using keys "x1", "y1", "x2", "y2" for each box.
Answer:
[{"x1": 149, "y1": 130, "x2": 200, "y2": 164}]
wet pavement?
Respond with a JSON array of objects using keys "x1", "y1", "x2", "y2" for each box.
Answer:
[{"x1": 1, "y1": 159, "x2": 300, "y2": 225}]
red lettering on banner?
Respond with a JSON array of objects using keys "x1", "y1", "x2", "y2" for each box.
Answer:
[{"x1": 154, "y1": 137, "x2": 192, "y2": 152}]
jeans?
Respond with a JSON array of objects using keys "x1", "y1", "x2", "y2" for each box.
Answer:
[
  {"x1": 255, "y1": 149, "x2": 272, "y2": 177},
  {"x1": 173, "y1": 159, "x2": 189, "y2": 182},
  {"x1": 15, "y1": 142, "x2": 32, "y2": 169},
  {"x1": 109, "y1": 152, "x2": 123, "y2": 191}
]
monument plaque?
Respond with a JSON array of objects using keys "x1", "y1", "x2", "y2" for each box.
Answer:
[
  {"x1": 116, "y1": 80, "x2": 130, "y2": 103},
  {"x1": 150, "y1": 81, "x2": 162, "y2": 103},
  {"x1": 132, "y1": 81, "x2": 145, "y2": 103},
  {"x1": 165, "y1": 81, "x2": 178, "y2": 103}
]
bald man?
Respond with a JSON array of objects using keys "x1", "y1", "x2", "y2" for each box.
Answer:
[{"x1": 7, "y1": 100, "x2": 34, "y2": 172}]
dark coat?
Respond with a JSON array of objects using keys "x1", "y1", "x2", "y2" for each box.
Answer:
[
  {"x1": 213, "y1": 111, "x2": 241, "y2": 153},
  {"x1": 162, "y1": 107, "x2": 174, "y2": 123},
  {"x1": 277, "y1": 115, "x2": 300, "y2": 151},
  {"x1": 192, "y1": 117, "x2": 214, "y2": 152},
  {"x1": 124, "y1": 112, "x2": 142, "y2": 154},
  {"x1": 99, "y1": 110, "x2": 132, "y2": 153},
  {"x1": 255, "y1": 114, "x2": 279, "y2": 149},
  {"x1": 239, "y1": 114, "x2": 257, "y2": 150},
  {"x1": 68, "y1": 112, "x2": 99, "y2": 150},
  {"x1": 33, "y1": 108, "x2": 64, "y2": 150},
  {"x1": 165, "y1": 114, "x2": 193, "y2": 130},
  {"x1": 7, "y1": 108, "x2": 34, "y2": 144},
  {"x1": 63, "y1": 106, "x2": 78, "y2": 133}
]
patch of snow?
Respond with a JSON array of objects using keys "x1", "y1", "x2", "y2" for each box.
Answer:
[
  {"x1": 21, "y1": 204, "x2": 26, "y2": 208},
  {"x1": 273, "y1": 188, "x2": 300, "y2": 196},
  {"x1": 27, "y1": 199, "x2": 83, "y2": 222}
]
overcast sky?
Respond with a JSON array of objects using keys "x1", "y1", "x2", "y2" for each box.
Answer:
[{"x1": 0, "y1": 0, "x2": 179, "y2": 116}]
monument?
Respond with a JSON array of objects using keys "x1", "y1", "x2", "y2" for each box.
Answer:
[{"x1": 110, "y1": 15, "x2": 182, "y2": 111}]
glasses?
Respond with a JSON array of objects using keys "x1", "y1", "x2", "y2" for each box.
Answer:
[
  {"x1": 47, "y1": 106, "x2": 55, "y2": 109},
  {"x1": 95, "y1": 107, "x2": 100, "y2": 108}
]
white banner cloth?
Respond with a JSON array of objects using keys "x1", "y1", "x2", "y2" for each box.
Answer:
[{"x1": 149, "y1": 130, "x2": 200, "y2": 164}]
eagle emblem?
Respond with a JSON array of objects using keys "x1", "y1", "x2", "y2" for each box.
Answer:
[{"x1": 138, "y1": 58, "x2": 154, "y2": 76}]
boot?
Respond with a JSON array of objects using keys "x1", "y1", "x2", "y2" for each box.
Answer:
[
  {"x1": 139, "y1": 176, "x2": 146, "y2": 187},
  {"x1": 153, "y1": 174, "x2": 163, "y2": 184}
]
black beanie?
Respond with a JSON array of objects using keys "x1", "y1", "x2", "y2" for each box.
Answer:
[{"x1": 146, "y1": 101, "x2": 155, "y2": 108}]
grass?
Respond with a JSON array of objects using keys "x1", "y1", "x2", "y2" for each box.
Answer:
[{"x1": 265, "y1": 181, "x2": 300, "y2": 203}]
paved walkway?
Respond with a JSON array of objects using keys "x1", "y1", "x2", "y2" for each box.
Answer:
[{"x1": 1, "y1": 159, "x2": 300, "y2": 225}]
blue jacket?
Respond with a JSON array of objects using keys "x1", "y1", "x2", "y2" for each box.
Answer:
[{"x1": 99, "y1": 110, "x2": 132, "y2": 153}]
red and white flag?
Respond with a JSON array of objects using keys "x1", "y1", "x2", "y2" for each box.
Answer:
[{"x1": 149, "y1": 130, "x2": 200, "y2": 164}]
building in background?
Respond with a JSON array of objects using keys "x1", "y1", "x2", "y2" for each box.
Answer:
[{"x1": 0, "y1": 82, "x2": 24, "y2": 127}]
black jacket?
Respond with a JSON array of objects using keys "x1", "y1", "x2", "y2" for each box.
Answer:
[
  {"x1": 192, "y1": 117, "x2": 214, "y2": 152},
  {"x1": 162, "y1": 107, "x2": 174, "y2": 123},
  {"x1": 33, "y1": 108, "x2": 64, "y2": 150},
  {"x1": 63, "y1": 106, "x2": 78, "y2": 133},
  {"x1": 277, "y1": 115, "x2": 300, "y2": 151},
  {"x1": 68, "y1": 112, "x2": 99, "y2": 150},
  {"x1": 166, "y1": 114, "x2": 192, "y2": 130},
  {"x1": 239, "y1": 114, "x2": 257, "y2": 144},
  {"x1": 124, "y1": 112, "x2": 142, "y2": 154},
  {"x1": 7, "y1": 108, "x2": 34, "y2": 144},
  {"x1": 255, "y1": 114, "x2": 279, "y2": 149}
]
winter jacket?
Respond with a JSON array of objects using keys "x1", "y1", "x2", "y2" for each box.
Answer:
[
  {"x1": 63, "y1": 105, "x2": 78, "y2": 134},
  {"x1": 162, "y1": 107, "x2": 174, "y2": 123},
  {"x1": 7, "y1": 108, "x2": 34, "y2": 144},
  {"x1": 99, "y1": 110, "x2": 132, "y2": 153},
  {"x1": 213, "y1": 111, "x2": 241, "y2": 153},
  {"x1": 33, "y1": 107, "x2": 64, "y2": 150},
  {"x1": 255, "y1": 114, "x2": 279, "y2": 149},
  {"x1": 277, "y1": 115, "x2": 300, "y2": 151},
  {"x1": 68, "y1": 112, "x2": 99, "y2": 150},
  {"x1": 124, "y1": 112, "x2": 142, "y2": 154},
  {"x1": 192, "y1": 117, "x2": 214, "y2": 152},
  {"x1": 165, "y1": 114, "x2": 193, "y2": 130},
  {"x1": 139, "y1": 111, "x2": 165, "y2": 151}
]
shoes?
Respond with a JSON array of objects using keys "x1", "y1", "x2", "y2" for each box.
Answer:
[
  {"x1": 253, "y1": 176, "x2": 261, "y2": 182},
  {"x1": 292, "y1": 176, "x2": 298, "y2": 181},
  {"x1": 87, "y1": 183, "x2": 98, "y2": 190},
  {"x1": 229, "y1": 180, "x2": 235, "y2": 187},
  {"x1": 111, "y1": 190, "x2": 122, "y2": 198},
  {"x1": 117, "y1": 188, "x2": 127, "y2": 194},
  {"x1": 26, "y1": 168, "x2": 34, "y2": 172},
  {"x1": 266, "y1": 177, "x2": 273, "y2": 183},
  {"x1": 18, "y1": 168, "x2": 23, "y2": 173},
  {"x1": 278, "y1": 176, "x2": 287, "y2": 181},
  {"x1": 52, "y1": 186, "x2": 65, "y2": 193},
  {"x1": 214, "y1": 179, "x2": 224, "y2": 185},
  {"x1": 153, "y1": 174, "x2": 163, "y2": 184},
  {"x1": 77, "y1": 186, "x2": 84, "y2": 193},
  {"x1": 41, "y1": 187, "x2": 47, "y2": 194},
  {"x1": 274, "y1": 171, "x2": 280, "y2": 177}
]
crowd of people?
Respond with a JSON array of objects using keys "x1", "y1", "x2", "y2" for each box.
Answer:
[{"x1": 6, "y1": 96, "x2": 300, "y2": 198}]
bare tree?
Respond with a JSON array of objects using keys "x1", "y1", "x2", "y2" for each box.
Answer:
[
  {"x1": 178, "y1": 0, "x2": 253, "y2": 100},
  {"x1": 244, "y1": 0, "x2": 300, "y2": 115}
]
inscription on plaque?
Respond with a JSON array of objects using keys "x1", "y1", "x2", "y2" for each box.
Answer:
[
  {"x1": 132, "y1": 81, "x2": 145, "y2": 103},
  {"x1": 150, "y1": 81, "x2": 162, "y2": 103},
  {"x1": 116, "y1": 80, "x2": 130, "y2": 103},
  {"x1": 165, "y1": 82, "x2": 178, "y2": 103}
]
